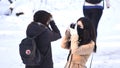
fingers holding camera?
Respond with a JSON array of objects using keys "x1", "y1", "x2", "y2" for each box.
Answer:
[{"x1": 65, "y1": 29, "x2": 71, "y2": 38}]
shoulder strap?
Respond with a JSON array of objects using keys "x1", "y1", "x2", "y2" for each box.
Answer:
[
  {"x1": 67, "y1": 50, "x2": 71, "y2": 61},
  {"x1": 67, "y1": 52, "x2": 73, "y2": 68},
  {"x1": 89, "y1": 53, "x2": 94, "y2": 68}
]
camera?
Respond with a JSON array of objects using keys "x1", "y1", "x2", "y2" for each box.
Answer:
[{"x1": 70, "y1": 23, "x2": 76, "y2": 29}]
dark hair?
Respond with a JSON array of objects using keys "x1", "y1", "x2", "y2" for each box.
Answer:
[
  {"x1": 77, "y1": 17, "x2": 96, "y2": 46},
  {"x1": 33, "y1": 10, "x2": 52, "y2": 26}
]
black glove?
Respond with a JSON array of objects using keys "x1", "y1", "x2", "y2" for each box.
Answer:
[{"x1": 50, "y1": 20, "x2": 60, "y2": 33}]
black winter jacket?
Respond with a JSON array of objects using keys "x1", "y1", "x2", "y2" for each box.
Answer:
[{"x1": 26, "y1": 21, "x2": 61, "y2": 68}]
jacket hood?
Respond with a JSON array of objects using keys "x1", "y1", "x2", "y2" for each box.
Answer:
[{"x1": 26, "y1": 22, "x2": 46, "y2": 38}]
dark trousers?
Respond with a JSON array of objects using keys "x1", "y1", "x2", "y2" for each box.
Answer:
[
  {"x1": 83, "y1": 8, "x2": 103, "y2": 52},
  {"x1": 83, "y1": 8, "x2": 103, "y2": 36}
]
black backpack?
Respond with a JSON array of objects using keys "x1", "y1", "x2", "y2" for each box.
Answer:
[
  {"x1": 85, "y1": 0, "x2": 102, "y2": 4},
  {"x1": 19, "y1": 35, "x2": 41, "y2": 66}
]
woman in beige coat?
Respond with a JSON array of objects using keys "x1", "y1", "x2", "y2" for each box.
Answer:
[{"x1": 61, "y1": 17, "x2": 96, "y2": 68}]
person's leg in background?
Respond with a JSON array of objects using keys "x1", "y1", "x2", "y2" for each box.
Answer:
[{"x1": 83, "y1": 8, "x2": 103, "y2": 52}]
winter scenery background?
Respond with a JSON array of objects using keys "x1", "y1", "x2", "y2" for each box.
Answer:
[{"x1": 0, "y1": 0, "x2": 120, "y2": 68}]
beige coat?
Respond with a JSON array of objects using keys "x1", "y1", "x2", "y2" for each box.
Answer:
[{"x1": 61, "y1": 29, "x2": 95, "y2": 68}]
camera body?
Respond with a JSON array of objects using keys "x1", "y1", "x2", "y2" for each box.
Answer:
[{"x1": 70, "y1": 23, "x2": 76, "y2": 29}]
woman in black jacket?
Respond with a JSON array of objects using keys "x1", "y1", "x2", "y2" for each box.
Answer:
[{"x1": 25, "y1": 10, "x2": 61, "y2": 68}]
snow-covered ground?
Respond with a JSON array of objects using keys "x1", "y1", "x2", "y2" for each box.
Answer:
[{"x1": 0, "y1": 0, "x2": 120, "y2": 68}]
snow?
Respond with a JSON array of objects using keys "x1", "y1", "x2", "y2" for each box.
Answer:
[{"x1": 0, "y1": 0, "x2": 120, "y2": 68}]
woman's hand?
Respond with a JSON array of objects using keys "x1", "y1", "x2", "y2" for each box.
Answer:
[{"x1": 65, "y1": 29, "x2": 71, "y2": 36}]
